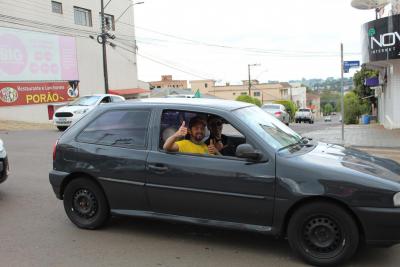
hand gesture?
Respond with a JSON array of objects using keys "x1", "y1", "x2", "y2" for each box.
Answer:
[
  {"x1": 208, "y1": 139, "x2": 217, "y2": 155},
  {"x1": 175, "y1": 121, "x2": 188, "y2": 138}
]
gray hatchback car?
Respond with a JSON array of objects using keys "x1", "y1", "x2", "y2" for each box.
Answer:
[{"x1": 50, "y1": 98, "x2": 400, "y2": 266}]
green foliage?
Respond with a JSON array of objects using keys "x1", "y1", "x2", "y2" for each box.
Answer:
[
  {"x1": 273, "y1": 100, "x2": 297, "y2": 121},
  {"x1": 344, "y1": 92, "x2": 361, "y2": 124},
  {"x1": 320, "y1": 91, "x2": 340, "y2": 112},
  {"x1": 235, "y1": 95, "x2": 261, "y2": 107},
  {"x1": 353, "y1": 66, "x2": 378, "y2": 106},
  {"x1": 323, "y1": 103, "x2": 333, "y2": 115}
]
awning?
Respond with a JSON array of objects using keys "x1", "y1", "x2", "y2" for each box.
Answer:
[{"x1": 109, "y1": 88, "x2": 150, "y2": 96}]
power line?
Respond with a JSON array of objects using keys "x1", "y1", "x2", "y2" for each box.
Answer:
[{"x1": 118, "y1": 22, "x2": 361, "y2": 57}]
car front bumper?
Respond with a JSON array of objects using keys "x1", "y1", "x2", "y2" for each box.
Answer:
[
  {"x1": 353, "y1": 206, "x2": 400, "y2": 247},
  {"x1": 49, "y1": 169, "x2": 70, "y2": 199}
]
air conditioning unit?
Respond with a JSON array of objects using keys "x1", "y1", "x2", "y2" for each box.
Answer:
[{"x1": 372, "y1": 86, "x2": 383, "y2": 97}]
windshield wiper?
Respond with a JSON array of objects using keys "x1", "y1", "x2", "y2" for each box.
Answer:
[{"x1": 278, "y1": 138, "x2": 313, "y2": 152}]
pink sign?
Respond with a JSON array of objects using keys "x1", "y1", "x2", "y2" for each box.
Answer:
[{"x1": 0, "y1": 27, "x2": 79, "y2": 82}]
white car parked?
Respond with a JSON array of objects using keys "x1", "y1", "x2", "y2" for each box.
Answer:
[{"x1": 53, "y1": 94, "x2": 125, "y2": 131}]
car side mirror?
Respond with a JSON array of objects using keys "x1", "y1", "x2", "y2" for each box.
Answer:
[{"x1": 235, "y1": 144, "x2": 263, "y2": 161}]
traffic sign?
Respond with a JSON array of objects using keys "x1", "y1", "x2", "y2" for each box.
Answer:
[{"x1": 343, "y1": 60, "x2": 360, "y2": 73}]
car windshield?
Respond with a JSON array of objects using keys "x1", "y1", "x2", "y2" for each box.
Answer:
[
  {"x1": 234, "y1": 106, "x2": 302, "y2": 150},
  {"x1": 69, "y1": 96, "x2": 101, "y2": 106}
]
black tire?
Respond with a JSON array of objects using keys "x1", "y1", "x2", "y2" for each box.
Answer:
[
  {"x1": 63, "y1": 178, "x2": 109, "y2": 229},
  {"x1": 287, "y1": 202, "x2": 359, "y2": 267},
  {"x1": 57, "y1": 126, "x2": 68, "y2": 131}
]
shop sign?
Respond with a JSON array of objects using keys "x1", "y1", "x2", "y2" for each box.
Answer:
[
  {"x1": 0, "y1": 82, "x2": 79, "y2": 107},
  {"x1": 362, "y1": 14, "x2": 400, "y2": 62}
]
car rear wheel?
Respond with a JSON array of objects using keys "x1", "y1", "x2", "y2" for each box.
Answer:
[
  {"x1": 63, "y1": 178, "x2": 109, "y2": 229},
  {"x1": 57, "y1": 126, "x2": 68, "y2": 131},
  {"x1": 287, "y1": 202, "x2": 359, "y2": 266}
]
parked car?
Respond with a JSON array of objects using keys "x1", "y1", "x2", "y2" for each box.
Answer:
[
  {"x1": 0, "y1": 138, "x2": 9, "y2": 184},
  {"x1": 261, "y1": 104, "x2": 290, "y2": 125},
  {"x1": 53, "y1": 94, "x2": 125, "y2": 131},
  {"x1": 50, "y1": 98, "x2": 400, "y2": 266},
  {"x1": 324, "y1": 116, "x2": 332, "y2": 122},
  {"x1": 295, "y1": 108, "x2": 314, "y2": 124}
]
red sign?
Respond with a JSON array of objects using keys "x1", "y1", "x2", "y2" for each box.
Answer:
[{"x1": 0, "y1": 82, "x2": 79, "y2": 107}]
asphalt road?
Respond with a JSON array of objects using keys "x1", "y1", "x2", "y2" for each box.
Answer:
[
  {"x1": 289, "y1": 115, "x2": 341, "y2": 135},
  {"x1": 1, "y1": 129, "x2": 400, "y2": 267}
]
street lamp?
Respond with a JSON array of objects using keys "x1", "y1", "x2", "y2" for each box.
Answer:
[
  {"x1": 115, "y1": 1, "x2": 144, "y2": 23},
  {"x1": 248, "y1": 63, "x2": 260, "y2": 96},
  {"x1": 99, "y1": 1, "x2": 144, "y2": 93}
]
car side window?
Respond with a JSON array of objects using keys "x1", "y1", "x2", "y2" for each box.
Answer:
[
  {"x1": 101, "y1": 96, "x2": 112, "y2": 103},
  {"x1": 77, "y1": 110, "x2": 150, "y2": 149},
  {"x1": 111, "y1": 96, "x2": 124, "y2": 102}
]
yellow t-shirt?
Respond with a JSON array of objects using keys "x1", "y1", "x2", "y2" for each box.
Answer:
[{"x1": 176, "y1": 139, "x2": 209, "y2": 155}]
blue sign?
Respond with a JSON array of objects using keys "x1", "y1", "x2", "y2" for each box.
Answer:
[{"x1": 343, "y1": 60, "x2": 360, "y2": 73}]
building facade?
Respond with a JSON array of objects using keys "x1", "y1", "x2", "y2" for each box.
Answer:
[
  {"x1": 190, "y1": 80, "x2": 292, "y2": 104},
  {"x1": 0, "y1": 0, "x2": 141, "y2": 123},
  {"x1": 149, "y1": 75, "x2": 188, "y2": 89},
  {"x1": 353, "y1": 0, "x2": 400, "y2": 129}
]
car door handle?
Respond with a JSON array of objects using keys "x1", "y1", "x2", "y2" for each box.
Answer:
[{"x1": 148, "y1": 164, "x2": 169, "y2": 172}]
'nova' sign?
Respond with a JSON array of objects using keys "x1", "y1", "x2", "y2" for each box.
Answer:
[{"x1": 371, "y1": 32, "x2": 400, "y2": 49}]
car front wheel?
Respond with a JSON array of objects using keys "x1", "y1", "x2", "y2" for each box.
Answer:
[
  {"x1": 287, "y1": 202, "x2": 359, "y2": 266},
  {"x1": 63, "y1": 178, "x2": 109, "y2": 229}
]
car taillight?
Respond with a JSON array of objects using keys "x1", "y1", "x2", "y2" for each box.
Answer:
[
  {"x1": 274, "y1": 111, "x2": 282, "y2": 116},
  {"x1": 53, "y1": 140, "x2": 59, "y2": 161}
]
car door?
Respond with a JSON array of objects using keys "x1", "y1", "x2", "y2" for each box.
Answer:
[
  {"x1": 75, "y1": 108, "x2": 152, "y2": 212},
  {"x1": 146, "y1": 108, "x2": 276, "y2": 228}
]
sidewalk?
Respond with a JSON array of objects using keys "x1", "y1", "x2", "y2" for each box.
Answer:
[
  {"x1": 0, "y1": 120, "x2": 53, "y2": 131},
  {"x1": 304, "y1": 123, "x2": 400, "y2": 149}
]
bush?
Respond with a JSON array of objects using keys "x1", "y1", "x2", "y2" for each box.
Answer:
[
  {"x1": 273, "y1": 100, "x2": 297, "y2": 121},
  {"x1": 344, "y1": 92, "x2": 361, "y2": 124},
  {"x1": 235, "y1": 95, "x2": 261, "y2": 107}
]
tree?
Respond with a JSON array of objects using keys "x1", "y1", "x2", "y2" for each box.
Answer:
[
  {"x1": 273, "y1": 100, "x2": 297, "y2": 121},
  {"x1": 344, "y1": 92, "x2": 361, "y2": 124},
  {"x1": 320, "y1": 91, "x2": 340, "y2": 112},
  {"x1": 235, "y1": 95, "x2": 261, "y2": 107},
  {"x1": 353, "y1": 66, "x2": 378, "y2": 107},
  {"x1": 323, "y1": 103, "x2": 333, "y2": 115}
]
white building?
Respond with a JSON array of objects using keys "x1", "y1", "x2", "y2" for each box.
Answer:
[
  {"x1": 0, "y1": 0, "x2": 143, "y2": 123},
  {"x1": 352, "y1": 0, "x2": 400, "y2": 129},
  {"x1": 289, "y1": 83, "x2": 307, "y2": 108}
]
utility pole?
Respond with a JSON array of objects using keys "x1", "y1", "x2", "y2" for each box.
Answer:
[
  {"x1": 248, "y1": 64, "x2": 260, "y2": 96},
  {"x1": 100, "y1": 0, "x2": 109, "y2": 94},
  {"x1": 340, "y1": 43, "x2": 344, "y2": 142}
]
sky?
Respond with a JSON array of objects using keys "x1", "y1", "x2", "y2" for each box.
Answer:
[{"x1": 130, "y1": 0, "x2": 375, "y2": 84}]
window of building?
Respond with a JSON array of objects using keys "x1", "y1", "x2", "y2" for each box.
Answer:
[
  {"x1": 254, "y1": 92, "x2": 261, "y2": 97},
  {"x1": 51, "y1": 1, "x2": 62, "y2": 14},
  {"x1": 99, "y1": 13, "x2": 115, "y2": 31},
  {"x1": 233, "y1": 93, "x2": 236, "y2": 95},
  {"x1": 241, "y1": 92, "x2": 247, "y2": 95},
  {"x1": 77, "y1": 110, "x2": 151, "y2": 149},
  {"x1": 205, "y1": 83, "x2": 208, "y2": 88},
  {"x1": 74, "y1": 6, "x2": 92, "y2": 27}
]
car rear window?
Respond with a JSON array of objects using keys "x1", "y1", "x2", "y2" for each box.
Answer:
[
  {"x1": 263, "y1": 105, "x2": 279, "y2": 109},
  {"x1": 77, "y1": 110, "x2": 150, "y2": 149},
  {"x1": 299, "y1": 109, "x2": 310, "y2": 112}
]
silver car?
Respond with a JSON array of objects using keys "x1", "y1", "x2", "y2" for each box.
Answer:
[{"x1": 261, "y1": 104, "x2": 290, "y2": 125}]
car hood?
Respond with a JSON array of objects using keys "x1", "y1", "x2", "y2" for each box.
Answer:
[
  {"x1": 305, "y1": 142, "x2": 400, "y2": 183},
  {"x1": 55, "y1": 105, "x2": 94, "y2": 113}
]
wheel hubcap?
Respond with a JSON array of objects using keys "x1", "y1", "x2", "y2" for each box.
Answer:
[
  {"x1": 72, "y1": 189, "x2": 98, "y2": 219},
  {"x1": 302, "y1": 216, "x2": 344, "y2": 256}
]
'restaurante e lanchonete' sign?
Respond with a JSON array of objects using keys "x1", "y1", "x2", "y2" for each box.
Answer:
[{"x1": 362, "y1": 14, "x2": 400, "y2": 62}]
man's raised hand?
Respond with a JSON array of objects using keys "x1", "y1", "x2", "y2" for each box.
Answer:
[{"x1": 175, "y1": 121, "x2": 188, "y2": 138}]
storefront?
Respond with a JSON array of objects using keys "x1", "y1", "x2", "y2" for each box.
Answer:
[{"x1": 361, "y1": 13, "x2": 400, "y2": 129}]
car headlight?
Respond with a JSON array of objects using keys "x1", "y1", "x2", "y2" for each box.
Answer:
[
  {"x1": 73, "y1": 109, "x2": 88, "y2": 115},
  {"x1": 394, "y1": 192, "x2": 400, "y2": 207}
]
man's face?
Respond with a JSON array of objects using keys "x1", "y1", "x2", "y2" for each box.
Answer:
[
  {"x1": 190, "y1": 122, "x2": 206, "y2": 142},
  {"x1": 208, "y1": 118, "x2": 223, "y2": 137}
]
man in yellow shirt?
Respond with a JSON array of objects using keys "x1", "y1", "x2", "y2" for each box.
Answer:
[{"x1": 163, "y1": 116, "x2": 218, "y2": 155}]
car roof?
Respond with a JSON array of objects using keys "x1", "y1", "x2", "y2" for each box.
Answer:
[{"x1": 116, "y1": 98, "x2": 253, "y2": 111}]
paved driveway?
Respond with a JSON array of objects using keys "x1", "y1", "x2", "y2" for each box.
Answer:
[{"x1": 1, "y1": 129, "x2": 400, "y2": 267}]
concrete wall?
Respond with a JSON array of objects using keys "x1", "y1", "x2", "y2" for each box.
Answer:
[
  {"x1": 0, "y1": 0, "x2": 138, "y2": 123},
  {"x1": 380, "y1": 62, "x2": 400, "y2": 129}
]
